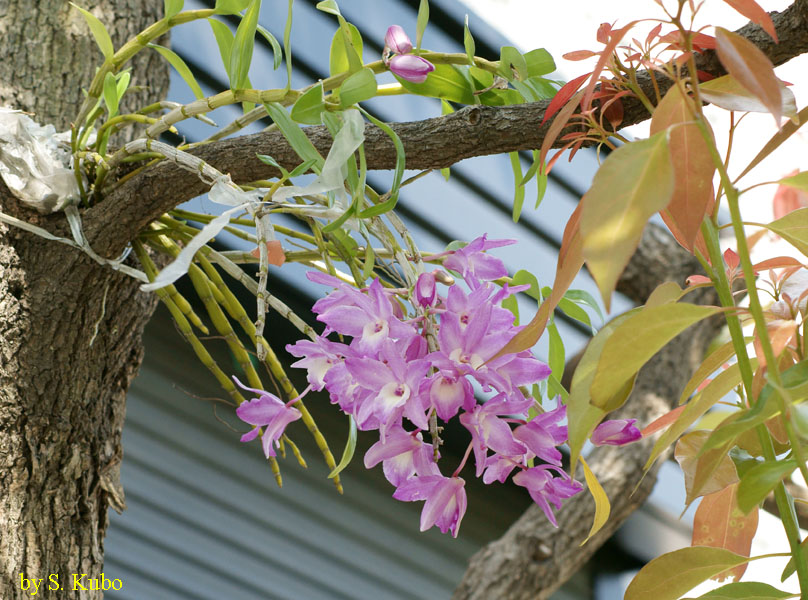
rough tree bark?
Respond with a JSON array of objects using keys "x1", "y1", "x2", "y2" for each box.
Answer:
[
  {"x1": 0, "y1": 2, "x2": 806, "y2": 600},
  {"x1": 0, "y1": 2, "x2": 168, "y2": 598}
]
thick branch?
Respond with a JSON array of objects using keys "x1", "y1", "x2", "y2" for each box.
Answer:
[
  {"x1": 84, "y1": 0, "x2": 808, "y2": 256},
  {"x1": 453, "y1": 225, "x2": 723, "y2": 600}
]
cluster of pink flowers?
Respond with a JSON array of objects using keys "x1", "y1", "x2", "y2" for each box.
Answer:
[
  {"x1": 383, "y1": 25, "x2": 435, "y2": 84},
  {"x1": 235, "y1": 235, "x2": 641, "y2": 536}
]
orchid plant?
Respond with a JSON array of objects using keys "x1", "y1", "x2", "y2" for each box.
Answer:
[{"x1": 5, "y1": 0, "x2": 804, "y2": 597}]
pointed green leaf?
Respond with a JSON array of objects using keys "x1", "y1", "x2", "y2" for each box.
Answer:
[
  {"x1": 395, "y1": 63, "x2": 475, "y2": 104},
  {"x1": 288, "y1": 158, "x2": 318, "y2": 178},
  {"x1": 149, "y1": 43, "x2": 204, "y2": 99},
  {"x1": 290, "y1": 82, "x2": 324, "y2": 124},
  {"x1": 315, "y1": 0, "x2": 340, "y2": 16},
  {"x1": 563, "y1": 289, "x2": 604, "y2": 323},
  {"x1": 214, "y1": 0, "x2": 251, "y2": 14},
  {"x1": 567, "y1": 310, "x2": 638, "y2": 469},
  {"x1": 263, "y1": 102, "x2": 324, "y2": 171},
  {"x1": 339, "y1": 67, "x2": 377, "y2": 107},
  {"x1": 581, "y1": 132, "x2": 674, "y2": 309},
  {"x1": 229, "y1": 0, "x2": 261, "y2": 90},
  {"x1": 524, "y1": 48, "x2": 555, "y2": 77},
  {"x1": 498, "y1": 46, "x2": 528, "y2": 81},
  {"x1": 781, "y1": 536, "x2": 808, "y2": 582},
  {"x1": 766, "y1": 207, "x2": 808, "y2": 257},
  {"x1": 512, "y1": 270, "x2": 541, "y2": 301},
  {"x1": 509, "y1": 151, "x2": 526, "y2": 222},
  {"x1": 700, "y1": 74, "x2": 796, "y2": 121},
  {"x1": 256, "y1": 24, "x2": 283, "y2": 70},
  {"x1": 645, "y1": 361, "x2": 748, "y2": 469},
  {"x1": 70, "y1": 3, "x2": 114, "y2": 59},
  {"x1": 580, "y1": 455, "x2": 610, "y2": 544},
  {"x1": 679, "y1": 339, "x2": 741, "y2": 405},
  {"x1": 440, "y1": 100, "x2": 454, "y2": 180},
  {"x1": 164, "y1": 0, "x2": 184, "y2": 18},
  {"x1": 592, "y1": 303, "x2": 722, "y2": 409},
  {"x1": 208, "y1": 18, "x2": 235, "y2": 79},
  {"x1": 329, "y1": 22, "x2": 363, "y2": 76},
  {"x1": 103, "y1": 72, "x2": 119, "y2": 117},
  {"x1": 683, "y1": 581, "x2": 792, "y2": 599},
  {"x1": 328, "y1": 415, "x2": 357, "y2": 478},
  {"x1": 779, "y1": 171, "x2": 808, "y2": 192},
  {"x1": 415, "y1": 0, "x2": 429, "y2": 50},
  {"x1": 463, "y1": 15, "x2": 475, "y2": 65},
  {"x1": 737, "y1": 459, "x2": 797, "y2": 514},
  {"x1": 625, "y1": 547, "x2": 753, "y2": 600},
  {"x1": 357, "y1": 107, "x2": 404, "y2": 218},
  {"x1": 547, "y1": 321, "x2": 565, "y2": 379}
]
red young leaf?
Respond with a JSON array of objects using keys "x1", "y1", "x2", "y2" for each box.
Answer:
[
  {"x1": 649, "y1": 85, "x2": 716, "y2": 251},
  {"x1": 721, "y1": 0, "x2": 778, "y2": 42},
  {"x1": 752, "y1": 256, "x2": 803, "y2": 271},
  {"x1": 581, "y1": 22, "x2": 636, "y2": 113},
  {"x1": 642, "y1": 404, "x2": 687, "y2": 436},
  {"x1": 542, "y1": 72, "x2": 589, "y2": 126},
  {"x1": 563, "y1": 50, "x2": 598, "y2": 61},
  {"x1": 645, "y1": 23, "x2": 662, "y2": 46},
  {"x1": 692, "y1": 482, "x2": 758, "y2": 582},
  {"x1": 715, "y1": 27, "x2": 782, "y2": 123},
  {"x1": 250, "y1": 240, "x2": 286, "y2": 266}
]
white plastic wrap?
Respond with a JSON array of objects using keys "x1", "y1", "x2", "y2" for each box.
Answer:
[{"x1": 0, "y1": 107, "x2": 79, "y2": 213}]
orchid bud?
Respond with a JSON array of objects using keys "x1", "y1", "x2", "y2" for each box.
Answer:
[
  {"x1": 591, "y1": 419, "x2": 642, "y2": 446},
  {"x1": 385, "y1": 25, "x2": 413, "y2": 55},
  {"x1": 415, "y1": 271, "x2": 437, "y2": 307},
  {"x1": 389, "y1": 54, "x2": 435, "y2": 84}
]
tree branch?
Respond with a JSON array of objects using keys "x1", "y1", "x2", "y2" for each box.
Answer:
[
  {"x1": 453, "y1": 225, "x2": 723, "y2": 600},
  {"x1": 84, "y1": 0, "x2": 808, "y2": 256}
]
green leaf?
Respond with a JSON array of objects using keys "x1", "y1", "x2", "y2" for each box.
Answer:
[
  {"x1": 779, "y1": 171, "x2": 808, "y2": 192},
  {"x1": 767, "y1": 207, "x2": 808, "y2": 257},
  {"x1": 625, "y1": 547, "x2": 754, "y2": 600},
  {"x1": 263, "y1": 102, "x2": 324, "y2": 171},
  {"x1": 229, "y1": 0, "x2": 261, "y2": 90},
  {"x1": 328, "y1": 415, "x2": 357, "y2": 478},
  {"x1": 592, "y1": 303, "x2": 722, "y2": 409},
  {"x1": 290, "y1": 82, "x2": 325, "y2": 125},
  {"x1": 116, "y1": 71, "x2": 131, "y2": 101},
  {"x1": 557, "y1": 296, "x2": 593, "y2": 331},
  {"x1": 679, "y1": 339, "x2": 741, "y2": 404},
  {"x1": 102, "y1": 72, "x2": 120, "y2": 117},
  {"x1": 682, "y1": 581, "x2": 792, "y2": 599},
  {"x1": 395, "y1": 63, "x2": 475, "y2": 104},
  {"x1": 567, "y1": 310, "x2": 638, "y2": 469},
  {"x1": 208, "y1": 18, "x2": 235, "y2": 79},
  {"x1": 416, "y1": 0, "x2": 429, "y2": 50},
  {"x1": 737, "y1": 459, "x2": 797, "y2": 513},
  {"x1": 512, "y1": 270, "x2": 541, "y2": 301},
  {"x1": 524, "y1": 48, "x2": 556, "y2": 77},
  {"x1": 463, "y1": 15, "x2": 475, "y2": 65},
  {"x1": 256, "y1": 24, "x2": 283, "y2": 70},
  {"x1": 580, "y1": 455, "x2": 610, "y2": 544},
  {"x1": 214, "y1": 0, "x2": 251, "y2": 14},
  {"x1": 509, "y1": 151, "x2": 526, "y2": 222},
  {"x1": 645, "y1": 361, "x2": 749, "y2": 469},
  {"x1": 502, "y1": 294, "x2": 518, "y2": 323},
  {"x1": 362, "y1": 243, "x2": 375, "y2": 282},
  {"x1": 547, "y1": 321, "x2": 565, "y2": 379},
  {"x1": 70, "y1": 3, "x2": 114, "y2": 60},
  {"x1": 315, "y1": 0, "x2": 340, "y2": 15},
  {"x1": 580, "y1": 131, "x2": 674, "y2": 309},
  {"x1": 563, "y1": 289, "x2": 605, "y2": 324},
  {"x1": 288, "y1": 158, "x2": 318, "y2": 178},
  {"x1": 498, "y1": 46, "x2": 528, "y2": 81},
  {"x1": 781, "y1": 536, "x2": 808, "y2": 582},
  {"x1": 329, "y1": 22, "x2": 363, "y2": 76},
  {"x1": 149, "y1": 44, "x2": 204, "y2": 99},
  {"x1": 256, "y1": 153, "x2": 282, "y2": 169},
  {"x1": 340, "y1": 67, "x2": 377, "y2": 107},
  {"x1": 357, "y1": 108, "x2": 404, "y2": 218},
  {"x1": 164, "y1": 0, "x2": 184, "y2": 19}
]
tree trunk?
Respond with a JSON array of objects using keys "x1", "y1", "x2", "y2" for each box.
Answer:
[{"x1": 0, "y1": 2, "x2": 168, "y2": 598}]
